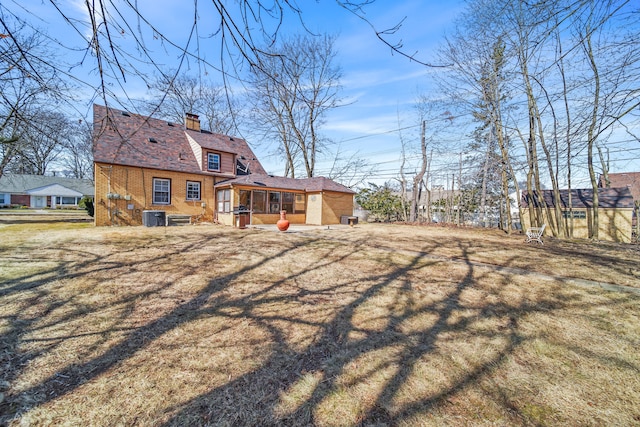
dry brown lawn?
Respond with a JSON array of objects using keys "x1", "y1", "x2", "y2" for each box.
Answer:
[{"x1": 1, "y1": 220, "x2": 639, "y2": 426}]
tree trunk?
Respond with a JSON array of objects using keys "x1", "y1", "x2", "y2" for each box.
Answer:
[
  {"x1": 410, "y1": 121, "x2": 428, "y2": 222},
  {"x1": 585, "y1": 31, "x2": 600, "y2": 240}
]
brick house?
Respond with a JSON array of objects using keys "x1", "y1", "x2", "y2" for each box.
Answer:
[
  {"x1": 521, "y1": 187, "x2": 634, "y2": 243},
  {"x1": 93, "y1": 105, "x2": 354, "y2": 226}
]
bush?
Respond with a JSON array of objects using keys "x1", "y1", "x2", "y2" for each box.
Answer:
[{"x1": 81, "y1": 197, "x2": 94, "y2": 217}]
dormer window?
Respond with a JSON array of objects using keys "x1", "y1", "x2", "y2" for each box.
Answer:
[{"x1": 207, "y1": 153, "x2": 220, "y2": 171}]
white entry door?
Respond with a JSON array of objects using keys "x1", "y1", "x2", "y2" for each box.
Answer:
[{"x1": 34, "y1": 196, "x2": 46, "y2": 208}]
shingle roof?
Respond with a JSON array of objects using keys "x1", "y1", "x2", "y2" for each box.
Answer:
[
  {"x1": 0, "y1": 174, "x2": 94, "y2": 196},
  {"x1": 521, "y1": 187, "x2": 634, "y2": 209},
  {"x1": 214, "y1": 174, "x2": 355, "y2": 194},
  {"x1": 93, "y1": 104, "x2": 266, "y2": 175}
]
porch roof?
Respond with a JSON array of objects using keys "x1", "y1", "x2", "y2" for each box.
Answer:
[{"x1": 215, "y1": 174, "x2": 355, "y2": 194}]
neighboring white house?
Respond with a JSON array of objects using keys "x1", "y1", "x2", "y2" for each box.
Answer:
[
  {"x1": 0, "y1": 174, "x2": 94, "y2": 208},
  {"x1": 26, "y1": 184, "x2": 85, "y2": 208}
]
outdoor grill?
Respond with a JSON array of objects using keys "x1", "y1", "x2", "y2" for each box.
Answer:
[{"x1": 232, "y1": 206, "x2": 251, "y2": 229}]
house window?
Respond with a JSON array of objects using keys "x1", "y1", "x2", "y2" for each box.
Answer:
[
  {"x1": 186, "y1": 181, "x2": 201, "y2": 200},
  {"x1": 153, "y1": 178, "x2": 171, "y2": 204},
  {"x1": 282, "y1": 192, "x2": 294, "y2": 214},
  {"x1": 208, "y1": 153, "x2": 221, "y2": 171},
  {"x1": 269, "y1": 191, "x2": 281, "y2": 214},
  {"x1": 56, "y1": 196, "x2": 79, "y2": 205},
  {"x1": 252, "y1": 190, "x2": 266, "y2": 213},
  {"x1": 562, "y1": 210, "x2": 586, "y2": 219},
  {"x1": 0, "y1": 193, "x2": 6, "y2": 205},
  {"x1": 217, "y1": 189, "x2": 231, "y2": 213}
]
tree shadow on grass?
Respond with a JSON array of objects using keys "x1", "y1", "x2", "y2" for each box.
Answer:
[
  {"x1": 2, "y1": 228, "x2": 638, "y2": 425},
  {"x1": 0, "y1": 229, "x2": 342, "y2": 423},
  {"x1": 154, "y1": 239, "x2": 579, "y2": 426}
]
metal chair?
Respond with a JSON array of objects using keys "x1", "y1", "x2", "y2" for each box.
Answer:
[{"x1": 525, "y1": 223, "x2": 546, "y2": 244}]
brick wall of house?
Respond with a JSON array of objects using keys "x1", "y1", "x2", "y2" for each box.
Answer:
[
  {"x1": 94, "y1": 162, "x2": 218, "y2": 226},
  {"x1": 321, "y1": 191, "x2": 354, "y2": 225},
  {"x1": 250, "y1": 213, "x2": 306, "y2": 225},
  {"x1": 10, "y1": 194, "x2": 30, "y2": 206}
]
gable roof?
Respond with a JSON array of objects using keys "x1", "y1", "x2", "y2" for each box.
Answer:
[
  {"x1": 93, "y1": 104, "x2": 266, "y2": 175},
  {"x1": 27, "y1": 184, "x2": 83, "y2": 197},
  {"x1": 215, "y1": 174, "x2": 355, "y2": 194},
  {"x1": 0, "y1": 174, "x2": 94, "y2": 196},
  {"x1": 521, "y1": 187, "x2": 634, "y2": 209},
  {"x1": 601, "y1": 172, "x2": 640, "y2": 200}
]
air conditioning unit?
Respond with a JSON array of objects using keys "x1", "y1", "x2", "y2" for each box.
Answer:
[{"x1": 142, "y1": 210, "x2": 166, "y2": 227}]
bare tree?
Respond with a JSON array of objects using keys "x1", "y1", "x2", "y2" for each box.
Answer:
[
  {"x1": 438, "y1": 12, "x2": 517, "y2": 232},
  {"x1": 574, "y1": 0, "x2": 640, "y2": 240},
  {"x1": 0, "y1": 15, "x2": 68, "y2": 178},
  {"x1": 146, "y1": 73, "x2": 238, "y2": 134},
  {"x1": 443, "y1": 0, "x2": 640, "y2": 239},
  {"x1": 7, "y1": 109, "x2": 70, "y2": 175},
  {"x1": 248, "y1": 34, "x2": 342, "y2": 178},
  {"x1": 1, "y1": 1, "x2": 444, "y2": 118},
  {"x1": 326, "y1": 145, "x2": 372, "y2": 189},
  {"x1": 396, "y1": 121, "x2": 409, "y2": 223},
  {"x1": 406, "y1": 120, "x2": 428, "y2": 223},
  {"x1": 61, "y1": 120, "x2": 94, "y2": 179}
]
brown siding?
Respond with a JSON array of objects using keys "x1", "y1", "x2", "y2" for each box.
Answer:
[
  {"x1": 94, "y1": 162, "x2": 217, "y2": 226},
  {"x1": 202, "y1": 151, "x2": 235, "y2": 175},
  {"x1": 221, "y1": 152, "x2": 235, "y2": 175}
]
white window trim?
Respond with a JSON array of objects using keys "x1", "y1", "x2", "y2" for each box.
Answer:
[
  {"x1": 186, "y1": 181, "x2": 201, "y2": 201},
  {"x1": 217, "y1": 188, "x2": 231, "y2": 213},
  {"x1": 208, "y1": 153, "x2": 221, "y2": 171},
  {"x1": 153, "y1": 178, "x2": 171, "y2": 205}
]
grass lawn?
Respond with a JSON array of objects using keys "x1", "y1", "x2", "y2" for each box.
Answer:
[{"x1": 1, "y1": 221, "x2": 639, "y2": 426}]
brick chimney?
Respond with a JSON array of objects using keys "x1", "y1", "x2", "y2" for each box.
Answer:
[{"x1": 185, "y1": 113, "x2": 200, "y2": 132}]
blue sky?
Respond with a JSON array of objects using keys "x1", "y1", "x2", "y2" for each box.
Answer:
[
  {"x1": 245, "y1": 1, "x2": 468, "y2": 180},
  {"x1": 8, "y1": 0, "x2": 467, "y2": 184},
  {"x1": 7, "y1": 0, "x2": 639, "y2": 187}
]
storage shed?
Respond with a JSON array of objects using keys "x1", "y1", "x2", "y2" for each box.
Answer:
[{"x1": 521, "y1": 187, "x2": 634, "y2": 243}]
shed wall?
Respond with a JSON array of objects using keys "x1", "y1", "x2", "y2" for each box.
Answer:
[{"x1": 522, "y1": 207, "x2": 632, "y2": 243}]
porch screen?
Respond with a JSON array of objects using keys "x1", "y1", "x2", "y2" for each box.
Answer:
[{"x1": 252, "y1": 190, "x2": 266, "y2": 213}]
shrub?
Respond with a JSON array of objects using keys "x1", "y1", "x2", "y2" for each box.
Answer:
[{"x1": 81, "y1": 197, "x2": 95, "y2": 217}]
